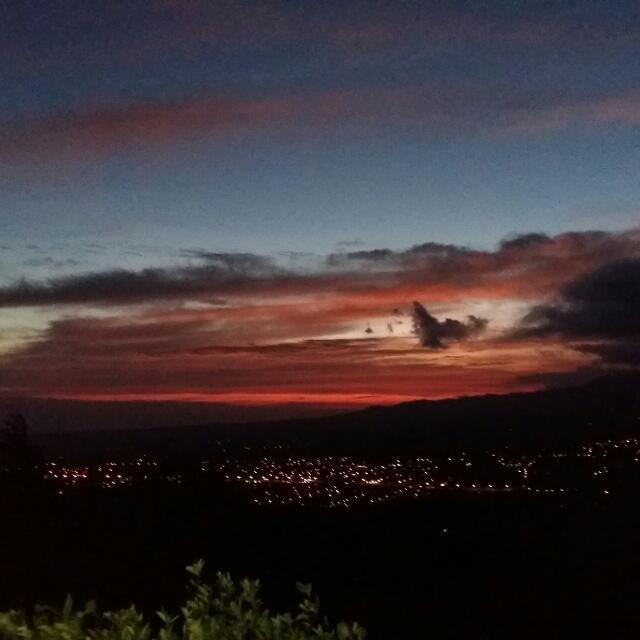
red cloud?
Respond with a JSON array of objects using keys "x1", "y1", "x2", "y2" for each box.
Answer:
[
  {"x1": 0, "y1": 90, "x2": 364, "y2": 158},
  {"x1": 5, "y1": 86, "x2": 640, "y2": 161},
  {"x1": 0, "y1": 317, "x2": 592, "y2": 407},
  {"x1": 1, "y1": 229, "x2": 636, "y2": 410}
]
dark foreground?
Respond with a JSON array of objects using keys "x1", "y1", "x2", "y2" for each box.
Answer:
[{"x1": 1, "y1": 483, "x2": 639, "y2": 640}]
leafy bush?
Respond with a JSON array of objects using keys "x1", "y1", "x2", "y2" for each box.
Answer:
[{"x1": 0, "y1": 561, "x2": 366, "y2": 640}]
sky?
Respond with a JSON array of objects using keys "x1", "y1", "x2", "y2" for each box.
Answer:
[{"x1": 1, "y1": 0, "x2": 640, "y2": 420}]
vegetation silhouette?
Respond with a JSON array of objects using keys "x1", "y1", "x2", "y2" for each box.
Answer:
[
  {"x1": 0, "y1": 561, "x2": 366, "y2": 640},
  {"x1": 0, "y1": 410, "x2": 42, "y2": 486}
]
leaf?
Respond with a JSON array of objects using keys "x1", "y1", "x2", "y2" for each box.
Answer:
[
  {"x1": 156, "y1": 610, "x2": 177, "y2": 626},
  {"x1": 0, "y1": 566, "x2": 367, "y2": 640},
  {"x1": 185, "y1": 560, "x2": 205, "y2": 578},
  {"x1": 62, "y1": 595, "x2": 74, "y2": 619}
]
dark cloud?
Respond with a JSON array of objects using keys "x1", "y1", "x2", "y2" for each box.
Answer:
[
  {"x1": 406, "y1": 242, "x2": 469, "y2": 257},
  {"x1": 177, "y1": 250, "x2": 279, "y2": 275},
  {"x1": 23, "y1": 257, "x2": 80, "y2": 269},
  {"x1": 327, "y1": 241, "x2": 471, "y2": 268},
  {"x1": 515, "y1": 366, "x2": 604, "y2": 389},
  {"x1": 0, "y1": 249, "x2": 283, "y2": 307},
  {"x1": 0, "y1": 268, "x2": 231, "y2": 307},
  {"x1": 0, "y1": 228, "x2": 638, "y2": 308},
  {"x1": 334, "y1": 239, "x2": 365, "y2": 249},
  {"x1": 518, "y1": 258, "x2": 640, "y2": 339},
  {"x1": 499, "y1": 233, "x2": 550, "y2": 251},
  {"x1": 577, "y1": 342, "x2": 640, "y2": 366},
  {"x1": 517, "y1": 257, "x2": 640, "y2": 365},
  {"x1": 325, "y1": 247, "x2": 397, "y2": 269},
  {"x1": 411, "y1": 301, "x2": 488, "y2": 349},
  {"x1": 340, "y1": 248, "x2": 397, "y2": 263}
]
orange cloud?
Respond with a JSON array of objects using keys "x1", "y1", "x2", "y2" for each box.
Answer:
[
  {"x1": 0, "y1": 298, "x2": 595, "y2": 409},
  {"x1": 1, "y1": 229, "x2": 635, "y2": 411}
]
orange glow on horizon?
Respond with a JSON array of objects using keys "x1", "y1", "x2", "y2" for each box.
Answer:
[
  {"x1": 2, "y1": 332, "x2": 597, "y2": 414},
  {"x1": 32, "y1": 385, "x2": 544, "y2": 409}
]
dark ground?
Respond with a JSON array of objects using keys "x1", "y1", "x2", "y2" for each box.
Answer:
[{"x1": 1, "y1": 483, "x2": 639, "y2": 639}]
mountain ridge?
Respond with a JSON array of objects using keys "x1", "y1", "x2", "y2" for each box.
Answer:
[{"x1": 32, "y1": 372, "x2": 640, "y2": 458}]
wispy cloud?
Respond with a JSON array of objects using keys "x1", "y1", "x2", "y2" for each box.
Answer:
[
  {"x1": 494, "y1": 91, "x2": 640, "y2": 136},
  {"x1": 4, "y1": 86, "x2": 640, "y2": 161}
]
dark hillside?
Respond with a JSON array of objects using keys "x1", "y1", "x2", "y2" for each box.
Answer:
[{"x1": 36, "y1": 373, "x2": 640, "y2": 458}]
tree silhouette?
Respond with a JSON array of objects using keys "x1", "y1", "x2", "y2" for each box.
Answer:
[{"x1": 0, "y1": 409, "x2": 40, "y2": 478}]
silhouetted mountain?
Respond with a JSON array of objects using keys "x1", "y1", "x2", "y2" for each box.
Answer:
[
  {"x1": 1, "y1": 398, "x2": 342, "y2": 434},
  {"x1": 34, "y1": 373, "x2": 640, "y2": 458}
]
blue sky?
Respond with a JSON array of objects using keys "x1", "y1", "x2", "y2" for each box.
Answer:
[
  {"x1": 2, "y1": 127, "x2": 639, "y2": 274},
  {"x1": 2, "y1": 0, "x2": 640, "y2": 274}
]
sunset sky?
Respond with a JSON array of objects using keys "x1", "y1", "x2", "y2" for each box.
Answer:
[{"x1": 1, "y1": 1, "x2": 639, "y2": 418}]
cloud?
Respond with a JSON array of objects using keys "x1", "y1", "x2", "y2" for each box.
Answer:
[
  {"x1": 1, "y1": 85, "x2": 490, "y2": 159},
  {"x1": 0, "y1": 306, "x2": 588, "y2": 406},
  {"x1": 5, "y1": 85, "x2": 640, "y2": 162},
  {"x1": 0, "y1": 268, "x2": 232, "y2": 307},
  {"x1": 10, "y1": 1, "x2": 635, "y2": 77},
  {"x1": 515, "y1": 366, "x2": 605, "y2": 390},
  {"x1": 334, "y1": 239, "x2": 366, "y2": 250},
  {"x1": 0, "y1": 92, "x2": 351, "y2": 158},
  {"x1": 494, "y1": 91, "x2": 640, "y2": 136},
  {"x1": 325, "y1": 3, "x2": 640, "y2": 57},
  {"x1": 0, "y1": 228, "x2": 637, "y2": 408},
  {"x1": 23, "y1": 257, "x2": 81, "y2": 269},
  {"x1": 0, "y1": 250, "x2": 285, "y2": 306},
  {"x1": 0, "y1": 228, "x2": 639, "y2": 310},
  {"x1": 3, "y1": 225, "x2": 615, "y2": 407},
  {"x1": 411, "y1": 301, "x2": 487, "y2": 348},
  {"x1": 499, "y1": 233, "x2": 550, "y2": 252},
  {"x1": 176, "y1": 250, "x2": 280, "y2": 275},
  {"x1": 518, "y1": 258, "x2": 640, "y2": 339},
  {"x1": 577, "y1": 342, "x2": 640, "y2": 366},
  {"x1": 516, "y1": 257, "x2": 640, "y2": 365}
]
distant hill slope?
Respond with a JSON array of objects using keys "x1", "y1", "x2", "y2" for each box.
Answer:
[
  {"x1": 2, "y1": 398, "x2": 340, "y2": 434},
  {"x1": 36, "y1": 373, "x2": 640, "y2": 458}
]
